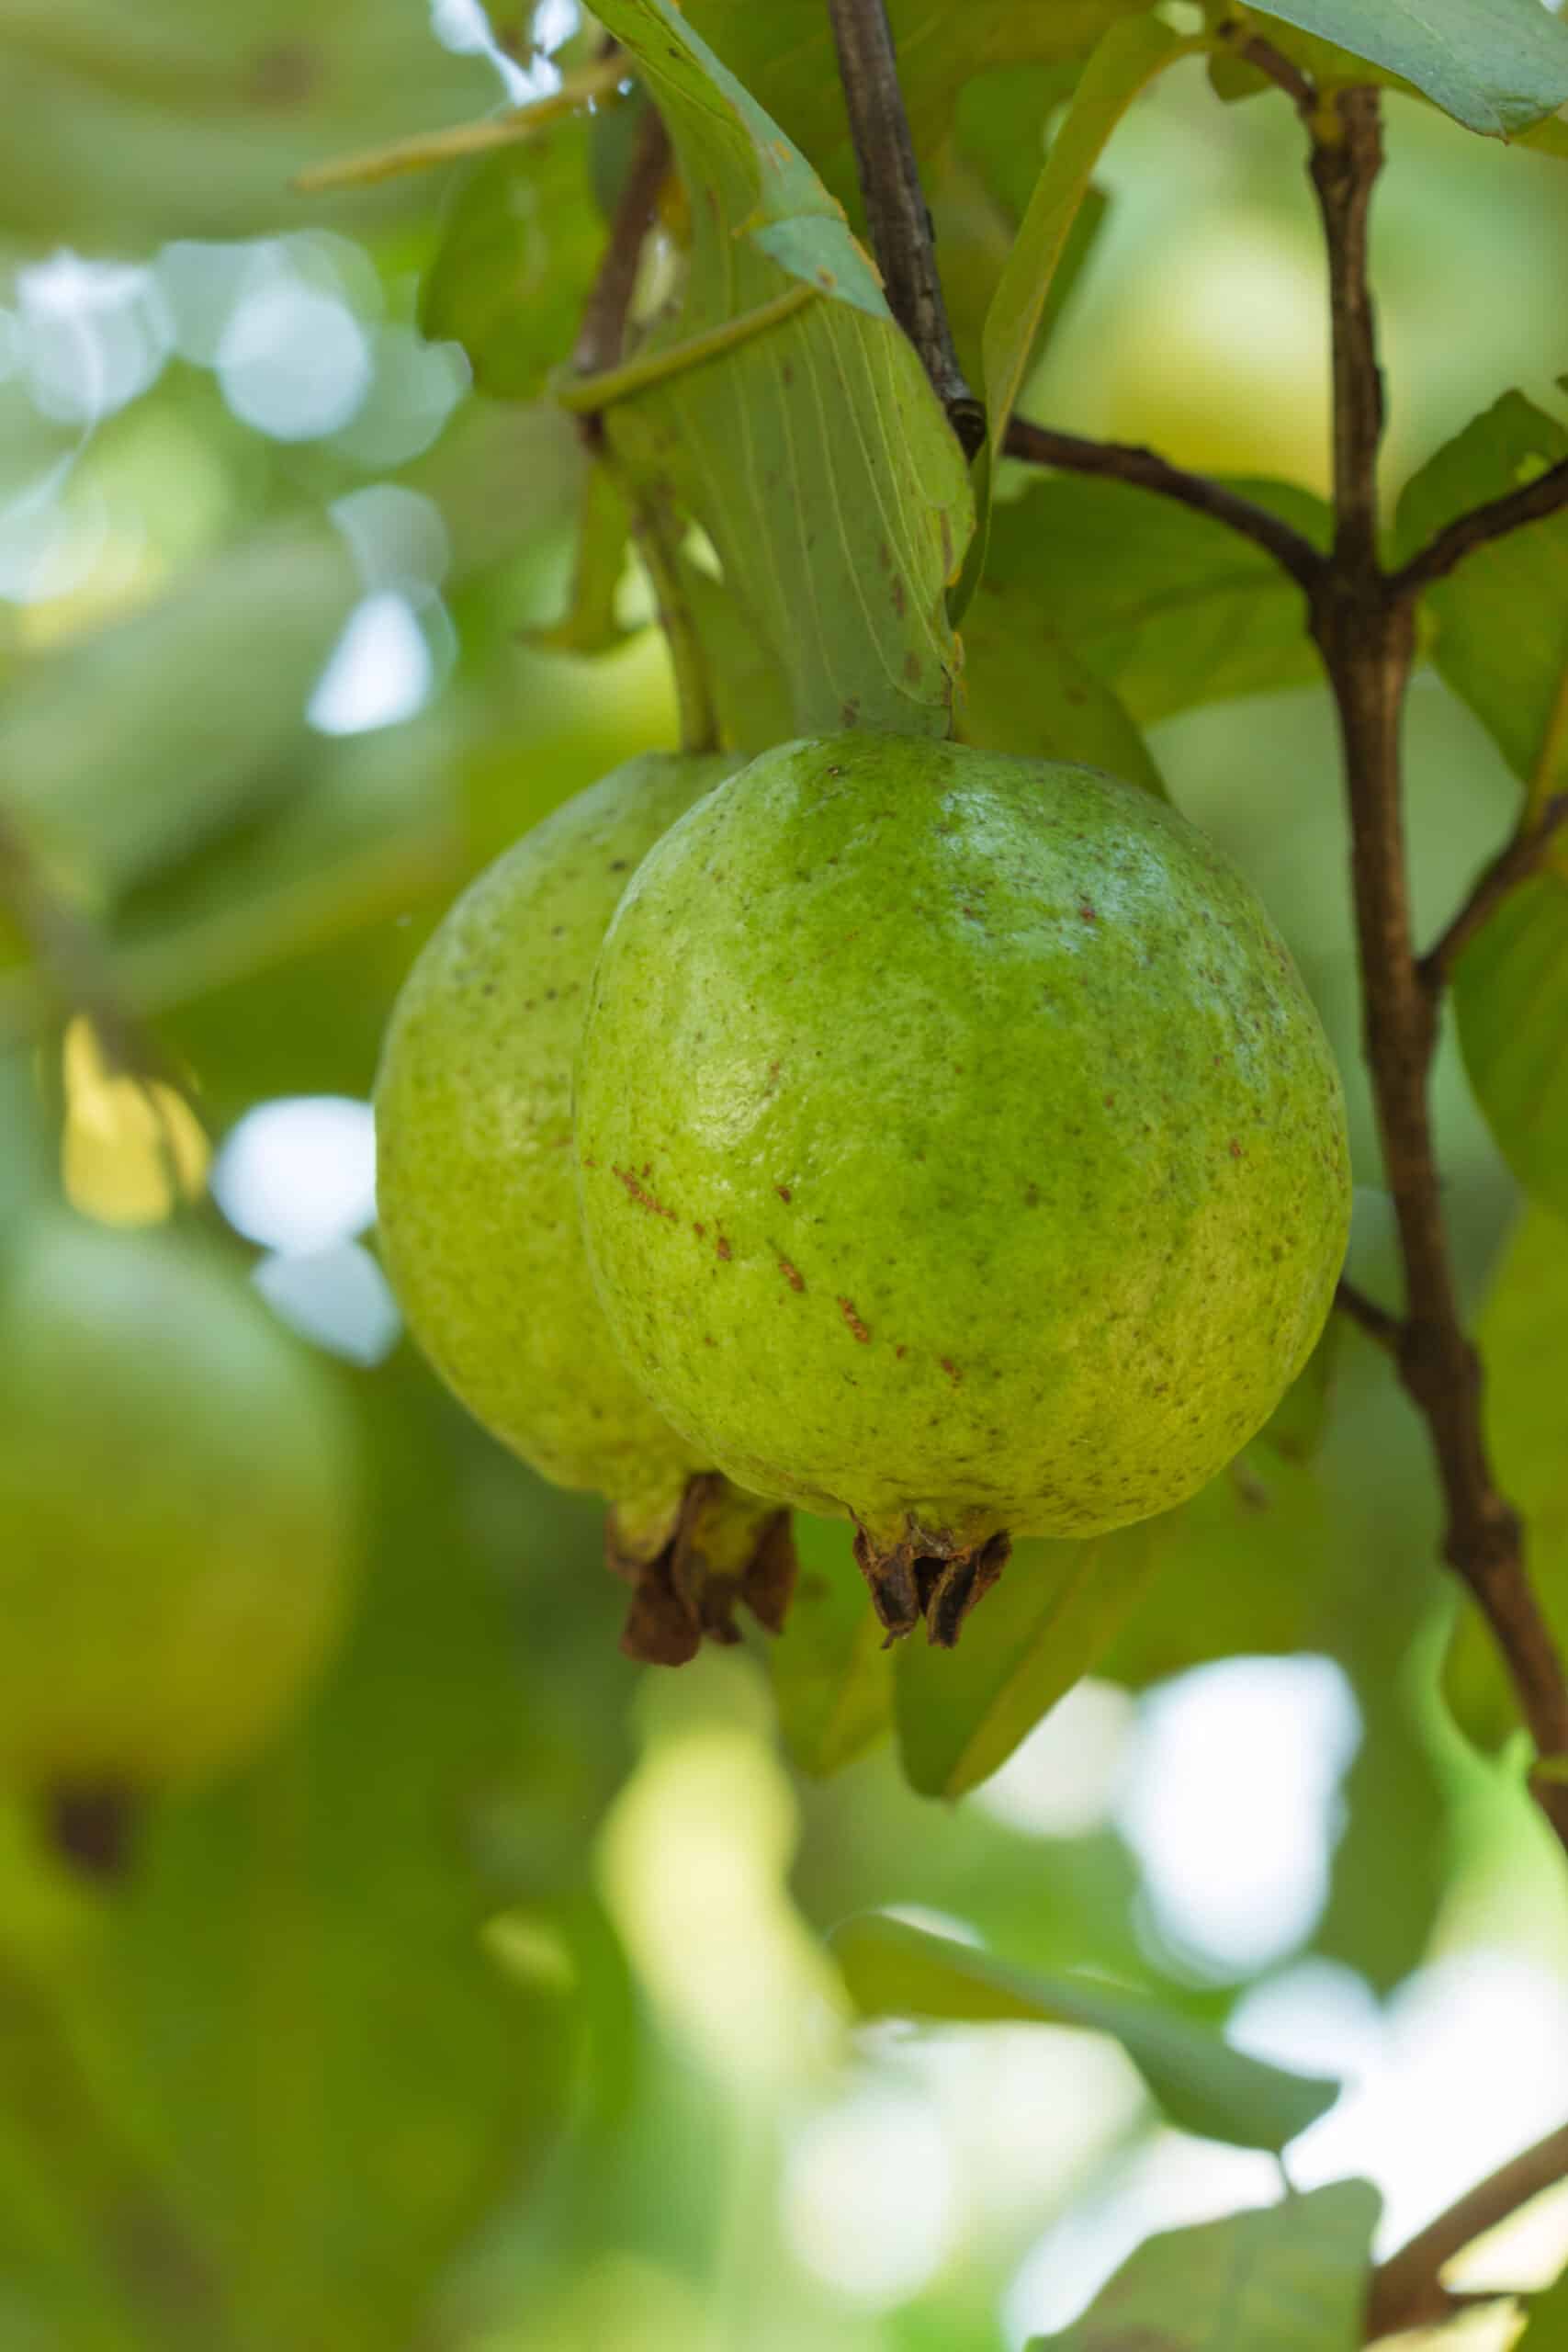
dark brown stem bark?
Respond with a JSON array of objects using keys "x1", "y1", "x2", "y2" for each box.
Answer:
[
  {"x1": 1002, "y1": 417, "x2": 1325, "y2": 591},
  {"x1": 1365, "y1": 2120, "x2": 1568, "y2": 2339},
  {"x1": 1304, "y1": 89, "x2": 1568, "y2": 1853},
  {"x1": 1335, "y1": 1278, "x2": 1402, "y2": 1355},
  {"x1": 571, "y1": 99, "x2": 670, "y2": 383},
  {"x1": 825, "y1": 0, "x2": 984, "y2": 455},
  {"x1": 1392, "y1": 455, "x2": 1568, "y2": 602}
]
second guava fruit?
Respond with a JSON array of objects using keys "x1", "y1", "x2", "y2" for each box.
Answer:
[
  {"x1": 374, "y1": 752, "x2": 795, "y2": 1662},
  {"x1": 0, "y1": 1214, "x2": 361, "y2": 1826},
  {"x1": 575, "y1": 733, "x2": 1351, "y2": 1644}
]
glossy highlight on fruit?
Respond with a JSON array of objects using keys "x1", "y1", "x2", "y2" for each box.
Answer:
[
  {"x1": 575, "y1": 733, "x2": 1352, "y2": 1643},
  {"x1": 374, "y1": 752, "x2": 795, "y2": 1662},
  {"x1": 0, "y1": 1214, "x2": 360, "y2": 1800}
]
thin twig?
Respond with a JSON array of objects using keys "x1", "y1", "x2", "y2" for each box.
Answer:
[
  {"x1": 1365, "y1": 2120, "x2": 1568, "y2": 2340},
  {"x1": 1002, "y1": 417, "x2": 1325, "y2": 591},
  {"x1": 1303, "y1": 87, "x2": 1568, "y2": 1852},
  {"x1": 0, "y1": 803, "x2": 171, "y2": 1086},
  {"x1": 1214, "y1": 21, "x2": 1319, "y2": 120},
  {"x1": 824, "y1": 0, "x2": 984, "y2": 456},
  {"x1": 290, "y1": 55, "x2": 626, "y2": 191},
  {"x1": 566, "y1": 97, "x2": 717, "y2": 753},
  {"x1": 1390, "y1": 456, "x2": 1568, "y2": 604},
  {"x1": 571, "y1": 103, "x2": 671, "y2": 380},
  {"x1": 1336, "y1": 1278, "x2": 1403, "y2": 1354},
  {"x1": 1418, "y1": 793, "x2": 1568, "y2": 991}
]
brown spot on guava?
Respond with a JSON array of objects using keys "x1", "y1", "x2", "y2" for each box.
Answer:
[
  {"x1": 716, "y1": 1234, "x2": 733, "y2": 1261},
  {"x1": 693, "y1": 1221, "x2": 705, "y2": 1238},
  {"x1": 940, "y1": 1358, "x2": 963, "y2": 1385},
  {"x1": 839, "y1": 1297, "x2": 871, "y2": 1344},
  {"x1": 614, "y1": 1166, "x2": 676, "y2": 1220},
  {"x1": 779, "y1": 1257, "x2": 805, "y2": 1292},
  {"x1": 775, "y1": 1183, "x2": 792, "y2": 1202}
]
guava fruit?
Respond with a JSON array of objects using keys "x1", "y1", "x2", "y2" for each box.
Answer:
[
  {"x1": 0, "y1": 1214, "x2": 361, "y2": 1830},
  {"x1": 575, "y1": 733, "x2": 1351, "y2": 1645},
  {"x1": 373, "y1": 752, "x2": 795, "y2": 1662}
]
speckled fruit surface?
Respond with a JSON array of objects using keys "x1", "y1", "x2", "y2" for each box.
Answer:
[
  {"x1": 375, "y1": 752, "x2": 738, "y2": 1552},
  {"x1": 0, "y1": 1215, "x2": 360, "y2": 1794},
  {"x1": 575, "y1": 733, "x2": 1351, "y2": 1613}
]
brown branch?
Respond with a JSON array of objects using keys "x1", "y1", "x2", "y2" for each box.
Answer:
[
  {"x1": 1391, "y1": 455, "x2": 1568, "y2": 604},
  {"x1": 825, "y1": 0, "x2": 984, "y2": 456},
  {"x1": 1215, "y1": 21, "x2": 1319, "y2": 119},
  {"x1": 571, "y1": 99, "x2": 670, "y2": 384},
  {"x1": 0, "y1": 802, "x2": 172, "y2": 1088},
  {"x1": 1418, "y1": 793, "x2": 1568, "y2": 991},
  {"x1": 1336, "y1": 1278, "x2": 1402, "y2": 1355},
  {"x1": 1365, "y1": 2120, "x2": 1568, "y2": 2340},
  {"x1": 1002, "y1": 417, "x2": 1325, "y2": 591},
  {"x1": 566, "y1": 98, "x2": 716, "y2": 754},
  {"x1": 1303, "y1": 89, "x2": 1568, "y2": 1854}
]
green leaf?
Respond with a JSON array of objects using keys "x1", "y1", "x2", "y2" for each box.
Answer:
[
  {"x1": 1248, "y1": 0, "x2": 1568, "y2": 137},
  {"x1": 96, "y1": 1363, "x2": 591, "y2": 2347},
  {"x1": 959, "y1": 624, "x2": 1165, "y2": 793},
  {"x1": 420, "y1": 124, "x2": 606, "y2": 403},
  {"x1": 1445, "y1": 1206, "x2": 1568, "y2": 1746},
  {"x1": 771, "y1": 1513, "x2": 894, "y2": 1780},
  {"x1": 1028, "y1": 2180, "x2": 1382, "y2": 2351},
  {"x1": 1258, "y1": 1318, "x2": 1343, "y2": 1466},
  {"x1": 0, "y1": 0, "x2": 496, "y2": 252},
  {"x1": 895, "y1": 1521, "x2": 1163, "y2": 1799},
  {"x1": 1396, "y1": 397, "x2": 1568, "y2": 1218},
  {"x1": 1395, "y1": 392, "x2": 1568, "y2": 792},
  {"x1": 831, "y1": 1915, "x2": 1341, "y2": 2150},
  {"x1": 0, "y1": 528, "x2": 359, "y2": 904},
  {"x1": 677, "y1": 559, "x2": 798, "y2": 755},
  {"x1": 678, "y1": 0, "x2": 1152, "y2": 216},
  {"x1": 590, "y1": 0, "x2": 973, "y2": 739},
  {"x1": 971, "y1": 475, "x2": 1326, "y2": 728},
  {"x1": 1525, "y1": 2268, "x2": 1568, "y2": 2344},
  {"x1": 1099, "y1": 1452, "x2": 1337, "y2": 1690},
  {"x1": 982, "y1": 16, "x2": 1203, "y2": 463},
  {"x1": 1455, "y1": 874, "x2": 1568, "y2": 1224}
]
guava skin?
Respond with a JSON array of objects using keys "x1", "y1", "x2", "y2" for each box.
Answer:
[
  {"x1": 374, "y1": 752, "x2": 795, "y2": 1661},
  {"x1": 0, "y1": 1216, "x2": 360, "y2": 1799},
  {"x1": 575, "y1": 734, "x2": 1352, "y2": 1641}
]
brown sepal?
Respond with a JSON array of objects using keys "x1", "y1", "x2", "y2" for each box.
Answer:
[
  {"x1": 852, "y1": 1521, "x2": 1010, "y2": 1648},
  {"x1": 608, "y1": 1474, "x2": 798, "y2": 1666}
]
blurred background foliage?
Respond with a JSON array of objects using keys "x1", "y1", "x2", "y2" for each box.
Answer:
[{"x1": 1, "y1": 2, "x2": 1567, "y2": 2347}]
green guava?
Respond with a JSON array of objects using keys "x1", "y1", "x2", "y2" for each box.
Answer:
[
  {"x1": 575, "y1": 733, "x2": 1352, "y2": 1645},
  {"x1": 373, "y1": 753, "x2": 795, "y2": 1662},
  {"x1": 0, "y1": 1214, "x2": 361, "y2": 1822}
]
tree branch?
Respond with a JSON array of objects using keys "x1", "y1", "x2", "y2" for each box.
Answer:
[
  {"x1": 825, "y1": 0, "x2": 984, "y2": 456},
  {"x1": 1304, "y1": 88, "x2": 1568, "y2": 1854},
  {"x1": 1336, "y1": 1278, "x2": 1402, "y2": 1355},
  {"x1": 567, "y1": 99, "x2": 717, "y2": 755},
  {"x1": 0, "y1": 803, "x2": 172, "y2": 1088},
  {"x1": 1365, "y1": 2120, "x2": 1568, "y2": 2340},
  {"x1": 1390, "y1": 455, "x2": 1568, "y2": 604},
  {"x1": 571, "y1": 99, "x2": 670, "y2": 383},
  {"x1": 1002, "y1": 417, "x2": 1325, "y2": 591},
  {"x1": 1418, "y1": 793, "x2": 1568, "y2": 992}
]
